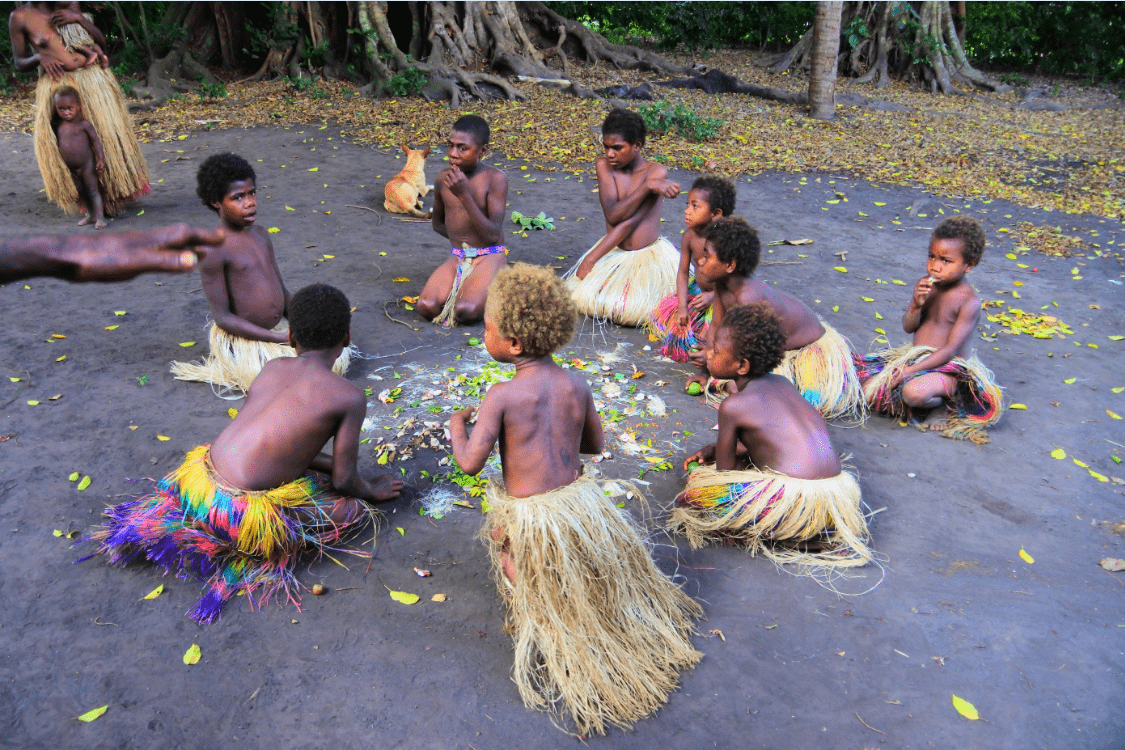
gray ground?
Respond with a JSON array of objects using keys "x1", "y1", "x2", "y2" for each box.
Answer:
[{"x1": 1, "y1": 125, "x2": 1123, "y2": 750}]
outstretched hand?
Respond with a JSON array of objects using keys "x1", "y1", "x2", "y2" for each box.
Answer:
[{"x1": 682, "y1": 444, "x2": 716, "y2": 472}]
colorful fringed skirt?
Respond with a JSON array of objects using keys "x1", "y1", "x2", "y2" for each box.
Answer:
[
  {"x1": 644, "y1": 279, "x2": 712, "y2": 362},
  {"x1": 170, "y1": 320, "x2": 354, "y2": 399},
  {"x1": 84, "y1": 445, "x2": 371, "y2": 623},
  {"x1": 705, "y1": 321, "x2": 865, "y2": 421},
  {"x1": 854, "y1": 344, "x2": 1003, "y2": 443},
  {"x1": 34, "y1": 66, "x2": 150, "y2": 215},
  {"x1": 669, "y1": 465, "x2": 872, "y2": 569},
  {"x1": 564, "y1": 236, "x2": 679, "y2": 327},
  {"x1": 482, "y1": 477, "x2": 702, "y2": 736}
]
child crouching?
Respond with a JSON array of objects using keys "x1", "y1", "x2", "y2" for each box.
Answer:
[
  {"x1": 448, "y1": 263, "x2": 701, "y2": 736},
  {"x1": 671, "y1": 304, "x2": 873, "y2": 569}
]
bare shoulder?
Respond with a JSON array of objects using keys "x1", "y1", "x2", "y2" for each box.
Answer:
[{"x1": 641, "y1": 159, "x2": 668, "y2": 180}]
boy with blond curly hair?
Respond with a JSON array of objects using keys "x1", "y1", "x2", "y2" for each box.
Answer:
[{"x1": 448, "y1": 263, "x2": 701, "y2": 737}]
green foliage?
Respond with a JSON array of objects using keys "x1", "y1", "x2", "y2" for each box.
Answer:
[
  {"x1": 387, "y1": 67, "x2": 427, "y2": 97},
  {"x1": 638, "y1": 101, "x2": 723, "y2": 141},
  {"x1": 195, "y1": 80, "x2": 227, "y2": 100},
  {"x1": 965, "y1": 1, "x2": 1125, "y2": 80},
  {"x1": 843, "y1": 17, "x2": 869, "y2": 51},
  {"x1": 302, "y1": 38, "x2": 329, "y2": 69},
  {"x1": 999, "y1": 72, "x2": 1031, "y2": 88},
  {"x1": 510, "y1": 211, "x2": 555, "y2": 230},
  {"x1": 118, "y1": 76, "x2": 136, "y2": 98},
  {"x1": 243, "y1": 2, "x2": 299, "y2": 57}
]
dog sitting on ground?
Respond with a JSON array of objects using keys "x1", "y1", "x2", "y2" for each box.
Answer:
[{"x1": 383, "y1": 144, "x2": 432, "y2": 218}]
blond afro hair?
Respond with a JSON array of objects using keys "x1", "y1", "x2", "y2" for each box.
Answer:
[{"x1": 485, "y1": 263, "x2": 576, "y2": 358}]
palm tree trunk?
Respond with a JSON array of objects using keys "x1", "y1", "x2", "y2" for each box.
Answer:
[{"x1": 809, "y1": 1, "x2": 843, "y2": 120}]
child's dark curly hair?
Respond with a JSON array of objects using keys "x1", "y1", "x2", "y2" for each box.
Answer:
[
  {"x1": 452, "y1": 114, "x2": 490, "y2": 146},
  {"x1": 196, "y1": 153, "x2": 256, "y2": 212},
  {"x1": 703, "y1": 216, "x2": 761, "y2": 276},
  {"x1": 718, "y1": 303, "x2": 786, "y2": 379},
  {"x1": 602, "y1": 108, "x2": 646, "y2": 146},
  {"x1": 932, "y1": 216, "x2": 986, "y2": 266},
  {"x1": 50, "y1": 86, "x2": 81, "y2": 131},
  {"x1": 690, "y1": 174, "x2": 736, "y2": 218},
  {"x1": 288, "y1": 284, "x2": 351, "y2": 351},
  {"x1": 485, "y1": 263, "x2": 576, "y2": 358}
]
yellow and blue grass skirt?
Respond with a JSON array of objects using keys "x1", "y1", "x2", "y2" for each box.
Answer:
[
  {"x1": 643, "y1": 279, "x2": 712, "y2": 362},
  {"x1": 481, "y1": 477, "x2": 702, "y2": 736},
  {"x1": 854, "y1": 343, "x2": 1003, "y2": 443},
  {"x1": 564, "y1": 236, "x2": 679, "y2": 327},
  {"x1": 83, "y1": 445, "x2": 370, "y2": 623},
  {"x1": 669, "y1": 465, "x2": 873, "y2": 570}
]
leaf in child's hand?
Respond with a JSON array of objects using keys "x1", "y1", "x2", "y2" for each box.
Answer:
[
  {"x1": 69, "y1": 472, "x2": 80, "y2": 481},
  {"x1": 951, "y1": 694, "x2": 979, "y2": 720},
  {"x1": 183, "y1": 644, "x2": 201, "y2": 665},
  {"x1": 143, "y1": 584, "x2": 164, "y2": 600},
  {"x1": 1008, "y1": 403, "x2": 1027, "y2": 410},
  {"x1": 388, "y1": 589, "x2": 419, "y2": 605},
  {"x1": 834, "y1": 266, "x2": 848, "y2": 273},
  {"x1": 268, "y1": 227, "x2": 280, "y2": 234},
  {"x1": 76, "y1": 705, "x2": 108, "y2": 722},
  {"x1": 179, "y1": 341, "x2": 196, "y2": 347},
  {"x1": 1019, "y1": 548, "x2": 1034, "y2": 564},
  {"x1": 77, "y1": 476, "x2": 91, "y2": 491},
  {"x1": 1050, "y1": 448, "x2": 1066, "y2": 459},
  {"x1": 392, "y1": 277, "x2": 409, "y2": 283}
]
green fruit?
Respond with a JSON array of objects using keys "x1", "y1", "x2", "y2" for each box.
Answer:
[
  {"x1": 686, "y1": 382, "x2": 703, "y2": 396},
  {"x1": 468, "y1": 338, "x2": 480, "y2": 346},
  {"x1": 687, "y1": 461, "x2": 700, "y2": 472}
]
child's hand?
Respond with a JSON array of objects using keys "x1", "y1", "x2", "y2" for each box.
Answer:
[
  {"x1": 575, "y1": 254, "x2": 598, "y2": 281},
  {"x1": 441, "y1": 166, "x2": 469, "y2": 199},
  {"x1": 450, "y1": 407, "x2": 476, "y2": 424},
  {"x1": 95, "y1": 158, "x2": 106, "y2": 174},
  {"x1": 676, "y1": 303, "x2": 689, "y2": 329},
  {"x1": 688, "y1": 290, "x2": 714, "y2": 312},
  {"x1": 683, "y1": 444, "x2": 716, "y2": 471},
  {"x1": 649, "y1": 178, "x2": 681, "y2": 199},
  {"x1": 911, "y1": 276, "x2": 934, "y2": 308}
]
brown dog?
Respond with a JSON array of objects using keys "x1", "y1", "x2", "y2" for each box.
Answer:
[{"x1": 383, "y1": 144, "x2": 432, "y2": 218}]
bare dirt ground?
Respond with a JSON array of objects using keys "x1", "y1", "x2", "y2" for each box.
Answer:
[{"x1": 1, "y1": 122, "x2": 1123, "y2": 750}]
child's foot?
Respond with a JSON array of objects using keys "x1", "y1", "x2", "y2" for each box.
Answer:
[
  {"x1": 370, "y1": 475, "x2": 403, "y2": 501},
  {"x1": 500, "y1": 551, "x2": 516, "y2": 586},
  {"x1": 77, "y1": 213, "x2": 93, "y2": 227},
  {"x1": 94, "y1": 217, "x2": 108, "y2": 230}
]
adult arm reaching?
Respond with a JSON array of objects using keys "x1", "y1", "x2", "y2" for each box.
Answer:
[{"x1": 0, "y1": 225, "x2": 222, "y2": 283}]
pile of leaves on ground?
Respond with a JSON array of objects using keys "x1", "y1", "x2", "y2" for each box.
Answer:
[{"x1": 0, "y1": 49, "x2": 1122, "y2": 218}]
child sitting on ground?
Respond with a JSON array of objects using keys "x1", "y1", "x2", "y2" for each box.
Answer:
[
  {"x1": 417, "y1": 115, "x2": 509, "y2": 327},
  {"x1": 855, "y1": 216, "x2": 1002, "y2": 443},
  {"x1": 692, "y1": 216, "x2": 864, "y2": 421},
  {"x1": 645, "y1": 174, "x2": 736, "y2": 361},
  {"x1": 671, "y1": 304, "x2": 872, "y2": 568},
  {"x1": 171, "y1": 153, "x2": 352, "y2": 397},
  {"x1": 564, "y1": 108, "x2": 681, "y2": 327},
  {"x1": 51, "y1": 86, "x2": 107, "y2": 229},
  {"x1": 448, "y1": 263, "x2": 701, "y2": 737},
  {"x1": 89, "y1": 284, "x2": 402, "y2": 623}
]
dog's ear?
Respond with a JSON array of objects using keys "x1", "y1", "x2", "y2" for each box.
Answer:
[{"x1": 422, "y1": 146, "x2": 431, "y2": 157}]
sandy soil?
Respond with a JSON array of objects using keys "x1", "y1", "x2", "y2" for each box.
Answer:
[{"x1": 1, "y1": 124, "x2": 1123, "y2": 750}]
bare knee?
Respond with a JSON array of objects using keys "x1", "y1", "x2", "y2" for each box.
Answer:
[
  {"x1": 416, "y1": 297, "x2": 441, "y2": 320},
  {"x1": 453, "y1": 299, "x2": 484, "y2": 325},
  {"x1": 901, "y1": 378, "x2": 942, "y2": 409}
]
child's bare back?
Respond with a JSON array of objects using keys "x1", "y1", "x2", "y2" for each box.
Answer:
[{"x1": 719, "y1": 279, "x2": 825, "y2": 351}]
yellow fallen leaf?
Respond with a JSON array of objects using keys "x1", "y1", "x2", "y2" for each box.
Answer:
[
  {"x1": 51, "y1": 333, "x2": 66, "y2": 339},
  {"x1": 8, "y1": 377, "x2": 19, "y2": 382},
  {"x1": 1064, "y1": 377, "x2": 1076, "y2": 384},
  {"x1": 183, "y1": 643, "x2": 201, "y2": 665},
  {"x1": 69, "y1": 471, "x2": 80, "y2": 481},
  {"x1": 1109, "y1": 336, "x2": 1124, "y2": 342},
  {"x1": 874, "y1": 201, "x2": 886, "y2": 206},
  {"x1": 874, "y1": 328, "x2": 886, "y2": 335},
  {"x1": 1114, "y1": 387, "x2": 1125, "y2": 394},
  {"x1": 861, "y1": 297, "x2": 875, "y2": 302},
  {"x1": 1073, "y1": 459, "x2": 1089, "y2": 468},
  {"x1": 1005, "y1": 253, "x2": 1018, "y2": 260},
  {"x1": 228, "y1": 408, "x2": 238, "y2": 419},
  {"x1": 1089, "y1": 469, "x2": 1109, "y2": 482},
  {"x1": 322, "y1": 254, "x2": 335, "y2": 259},
  {"x1": 179, "y1": 341, "x2": 196, "y2": 347},
  {"x1": 308, "y1": 167, "x2": 319, "y2": 172},
  {"x1": 285, "y1": 205, "x2": 295, "y2": 211},
  {"x1": 77, "y1": 476, "x2": 91, "y2": 491},
  {"x1": 27, "y1": 400, "x2": 40, "y2": 406},
  {"x1": 76, "y1": 705, "x2": 108, "y2": 722},
  {"x1": 951, "y1": 694, "x2": 979, "y2": 721},
  {"x1": 104, "y1": 325, "x2": 119, "y2": 331},
  {"x1": 388, "y1": 589, "x2": 419, "y2": 605},
  {"x1": 268, "y1": 227, "x2": 280, "y2": 234},
  {"x1": 56, "y1": 355, "x2": 67, "y2": 362},
  {"x1": 875, "y1": 312, "x2": 884, "y2": 320},
  {"x1": 1050, "y1": 448, "x2": 1066, "y2": 459},
  {"x1": 1009, "y1": 403, "x2": 1027, "y2": 410},
  {"x1": 431, "y1": 593, "x2": 447, "y2": 602},
  {"x1": 53, "y1": 529, "x2": 63, "y2": 537},
  {"x1": 1019, "y1": 549, "x2": 1034, "y2": 564},
  {"x1": 392, "y1": 277, "x2": 409, "y2": 283},
  {"x1": 157, "y1": 435, "x2": 171, "y2": 441},
  {"x1": 143, "y1": 584, "x2": 164, "y2": 600},
  {"x1": 114, "y1": 311, "x2": 126, "y2": 316},
  {"x1": 892, "y1": 279, "x2": 906, "y2": 285},
  {"x1": 1108, "y1": 410, "x2": 1122, "y2": 420},
  {"x1": 834, "y1": 266, "x2": 848, "y2": 273},
  {"x1": 396, "y1": 526, "x2": 405, "y2": 536}
]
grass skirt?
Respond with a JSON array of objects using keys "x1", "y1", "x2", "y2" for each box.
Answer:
[
  {"x1": 643, "y1": 279, "x2": 712, "y2": 362},
  {"x1": 433, "y1": 258, "x2": 473, "y2": 328},
  {"x1": 34, "y1": 66, "x2": 150, "y2": 215},
  {"x1": 170, "y1": 320, "x2": 354, "y2": 399},
  {"x1": 82, "y1": 445, "x2": 371, "y2": 623},
  {"x1": 669, "y1": 465, "x2": 872, "y2": 569},
  {"x1": 705, "y1": 321, "x2": 865, "y2": 421},
  {"x1": 854, "y1": 344, "x2": 1003, "y2": 443},
  {"x1": 564, "y1": 236, "x2": 679, "y2": 327},
  {"x1": 482, "y1": 477, "x2": 702, "y2": 736}
]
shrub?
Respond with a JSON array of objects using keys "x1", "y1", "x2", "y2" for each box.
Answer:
[
  {"x1": 638, "y1": 101, "x2": 723, "y2": 141},
  {"x1": 387, "y1": 67, "x2": 427, "y2": 97}
]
